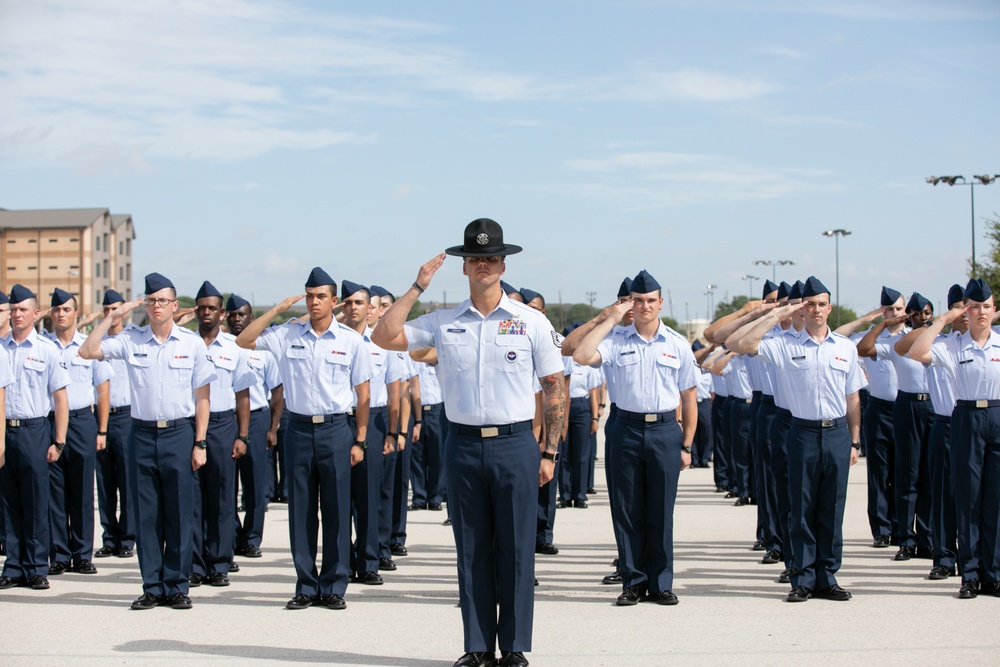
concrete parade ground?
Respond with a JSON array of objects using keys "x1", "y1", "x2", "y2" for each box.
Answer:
[{"x1": 2, "y1": 448, "x2": 999, "y2": 666}]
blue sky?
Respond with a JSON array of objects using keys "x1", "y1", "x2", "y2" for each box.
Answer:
[{"x1": 2, "y1": 0, "x2": 999, "y2": 320}]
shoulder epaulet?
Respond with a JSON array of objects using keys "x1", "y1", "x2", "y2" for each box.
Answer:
[
  {"x1": 337, "y1": 322, "x2": 364, "y2": 338},
  {"x1": 176, "y1": 326, "x2": 198, "y2": 336},
  {"x1": 662, "y1": 325, "x2": 687, "y2": 341},
  {"x1": 35, "y1": 334, "x2": 58, "y2": 349},
  {"x1": 219, "y1": 331, "x2": 237, "y2": 342},
  {"x1": 830, "y1": 331, "x2": 850, "y2": 342}
]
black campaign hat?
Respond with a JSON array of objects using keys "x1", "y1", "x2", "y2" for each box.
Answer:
[{"x1": 445, "y1": 218, "x2": 522, "y2": 257}]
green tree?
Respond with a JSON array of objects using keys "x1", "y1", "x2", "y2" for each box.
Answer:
[
  {"x1": 713, "y1": 295, "x2": 750, "y2": 320},
  {"x1": 976, "y1": 215, "x2": 1000, "y2": 296},
  {"x1": 662, "y1": 316, "x2": 680, "y2": 330}
]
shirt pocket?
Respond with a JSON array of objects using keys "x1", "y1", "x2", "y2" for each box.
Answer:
[
  {"x1": 70, "y1": 354, "x2": 93, "y2": 385},
  {"x1": 654, "y1": 352, "x2": 681, "y2": 382},
  {"x1": 440, "y1": 329, "x2": 474, "y2": 372},
  {"x1": 128, "y1": 353, "x2": 152, "y2": 388},
  {"x1": 210, "y1": 353, "x2": 237, "y2": 385},
  {"x1": 495, "y1": 335, "x2": 531, "y2": 374},
  {"x1": 168, "y1": 355, "x2": 195, "y2": 388},
  {"x1": 22, "y1": 357, "x2": 47, "y2": 390},
  {"x1": 324, "y1": 349, "x2": 352, "y2": 383}
]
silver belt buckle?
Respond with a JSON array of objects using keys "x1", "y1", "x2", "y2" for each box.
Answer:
[
  {"x1": 821, "y1": 419, "x2": 833, "y2": 428},
  {"x1": 481, "y1": 427, "x2": 499, "y2": 438},
  {"x1": 156, "y1": 420, "x2": 168, "y2": 429},
  {"x1": 423, "y1": 405, "x2": 431, "y2": 411},
  {"x1": 644, "y1": 414, "x2": 657, "y2": 423},
  {"x1": 746, "y1": 398, "x2": 752, "y2": 404},
  {"x1": 8, "y1": 419, "x2": 19, "y2": 427},
  {"x1": 312, "y1": 415, "x2": 325, "y2": 424},
  {"x1": 918, "y1": 394, "x2": 928, "y2": 401},
  {"x1": 977, "y1": 399, "x2": 989, "y2": 409}
]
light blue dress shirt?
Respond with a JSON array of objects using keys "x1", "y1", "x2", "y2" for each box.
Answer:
[
  {"x1": 758, "y1": 327, "x2": 867, "y2": 420},
  {"x1": 99, "y1": 324, "x2": 217, "y2": 421},
  {"x1": 404, "y1": 294, "x2": 563, "y2": 427},
  {"x1": 5, "y1": 330, "x2": 72, "y2": 420},
  {"x1": 722, "y1": 355, "x2": 753, "y2": 400},
  {"x1": 245, "y1": 349, "x2": 282, "y2": 412},
  {"x1": 596, "y1": 322, "x2": 698, "y2": 413},
  {"x1": 203, "y1": 332, "x2": 256, "y2": 412},
  {"x1": 103, "y1": 332, "x2": 132, "y2": 409},
  {"x1": 930, "y1": 329, "x2": 1000, "y2": 401},
  {"x1": 851, "y1": 327, "x2": 906, "y2": 401},
  {"x1": 47, "y1": 330, "x2": 114, "y2": 411},
  {"x1": 696, "y1": 368, "x2": 713, "y2": 401},
  {"x1": 924, "y1": 332, "x2": 957, "y2": 417},
  {"x1": 256, "y1": 319, "x2": 372, "y2": 416},
  {"x1": 876, "y1": 331, "x2": 928, "y2": 394},
  {"x1": 769, "y1": 326, "x2": 802, "y2": 411},
  {"x1": 417, "y1": 362, "x2": 443, "y2": 406},
  {"x1": 357, "y1": 327, "x2": 406, "y2": 409}
]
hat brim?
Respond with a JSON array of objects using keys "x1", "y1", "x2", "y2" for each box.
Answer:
[{"x1": 445, "y1": 243, "x2": 522, "y2": 257}]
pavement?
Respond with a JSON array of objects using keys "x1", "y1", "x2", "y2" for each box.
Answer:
[{"x1": 2, "y1": 449, "x2": 999, "y2": 666}]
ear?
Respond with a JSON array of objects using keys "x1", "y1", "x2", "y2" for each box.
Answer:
[
  {"x1": 462, "y1": 261, "x2": 469, "y2": 277},
  {"x1": 500, "y1": 261, "x2": 506, "y2": 276}
]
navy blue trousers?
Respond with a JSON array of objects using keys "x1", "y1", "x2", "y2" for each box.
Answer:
[
  {"x1": 610, "y1": 415, "x2": 682, "y2": 594},
  {"x1": 376, "y1": 411, "x2": 397, "y2": 561},
  {"x1": 235, "y1": 407, "x2": 271, "y2": 550},
  {"x1": 928, "y1": 415, "x2": 957, "y2": 570},
  {"x1": 130, "y1": 419, "x2": 195, "y2": 597},
  {"x1": 768, "y1": 409, "x2": 792, "y2": 565},
  {"x1": 536, "y1": 463, "x2": 557, "y2": 547},
  {"x1": 49, "y1": 411, "x2": 97, "y2": 566},
  {"x1": 786, "y1": 422, "x2": 851, "y2": 591},
  {"x1": 446, "y1": 428, "x2": 537, "y2": 653},
  {"x1": 728, "y1": 398, "x2": 752, "y2": 497},
  {"x1": 863, "y1": 396, "x2": 896, "y2": 541},
  {"x1": 950, "y1": 405, "x2": 1000, "y2": 584},
  {"x1": 692, "y1": 399, "x2": 713, "y2": 467},
  {"x1": 192, "y1": 411, "x2": 237, "y2": 577},
  {"x1": 410, "y1": 404, "x2": 446, "y2": 506},
  {"x1": 563, "y1": 397, "x2": 591, "y2": 503},
  {"x1": 1, "y1": 420, "x2": 52, "y2": 581},
  {"x1": 391, "y1": 414, "x2": 413, "y2": 548},
  {"x1": 267, "y1": 409, "x2": 288, "y2": 500},
  {"x1": 756, "y1": 398, "x2": 778, "y2": 549},
  {"x1": 604, "y1": 406, "x2": 624, "y2": 569},
  {"x1": 892, "y1": 394, "x2": 933, "y2": 550},
  {"x1": 96, "y1": 409, "x2": 133, "y2": 552},
  {"x1": 349, "y1": 408, "x2": 384, "y2": 577},
  {"x1": 712, "y1": 396, "x2": 730, "y2": 490},
  {"x1": 286, "y1": 416, "x2": 352, "y2": 597}
]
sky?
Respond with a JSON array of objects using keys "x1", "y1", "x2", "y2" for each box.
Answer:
[{"x1": 2, "y1": 0, "x2": 999, "y2": 321}]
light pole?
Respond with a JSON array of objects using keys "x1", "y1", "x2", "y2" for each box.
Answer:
[
  {"x1": 926, "y1": 174, "x2": 998, "y2": 277},
  {"x1": 822, "y1": 229, "x2": 851, "y2": 327},
  {"x1": 704, "y1": 284, "x2": 717, "y2": 320},
  {"x1": 741, "y1": 274, "x2": 759, "y2": 300},
  {"x1": 753, "y1": 259, "x2": 795, "y2": 281}
]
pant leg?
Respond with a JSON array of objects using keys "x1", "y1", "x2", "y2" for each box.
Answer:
[
  {"x1": 349, "y1": 412, "x2": 382, "y2": 576},
  {"x1": 611, "y1": 420, "x2": 647, "y2": 590},
  {"x1": 729, "y1": 399, "x2": 751, "y2": 497},
  {"x1": 375, "y1": 411, "x2": 397, "y2": 560},
  {"x1": 980, "y1": 410, "x2": 1000, "y2": 584},
  {"x1": 929, "y1": 418, "x2": 957, "y2": 569},
  {"x1": 893, "y1": 397, "x2": 923, "y2": 549},
  {"x1": 425, "y1": 404, "x2": 446, "y2": 506},
  {"x1": 48, "y1": 436, "x2": 71, "y2": 565},
  {"x1": 316, "y1": 416, "x2": 352, "y2": 597},
  {"x1": 2, "y1": 421, "x2": 52, "y2": 581},
  {"x1": 644, "y1": 420, "x2": 682, "y2": 594},
  {"x1": 236, "y1": 409, "x2": 271, "y2": 550},
  {"x1": 65, "y1": 412, "x2": 98, "y2": 564},
  {"x1": 712, "y1": 397, "x2": 729, "y2": 489},
  {"x1": 566, "y1": 397, "x2": 590, "y2": 502},
  {"x1": 96, "y1": 410, "x2": 130, "y2": 551},
  {"x1": 693, "y1": 400, "x2": 713, "y2": 467},
  {"x1": 757, "y1": 401, "x2": 777, "y2": 549},
  {"x1": 285, "y1": 420, "x2": 321, "y2": 597},
  {"x1": 787, "y1": 425, "x2": 821, "y2": 591},
  {"x1": 768, "y1": 412, "x2": 792, "y2": 563},
  {"x1": 158, "y1": 423, "x2": 196, "y2": 597},
  {"x1": 814, "y1": 425, "x2": 851, "y2": 590},
  {"x1": 391, "y1": 417, "x2": 412, "y2": 547},
  {"x1": 864, "y1": 399, "x2": 894, "y2": 540}
]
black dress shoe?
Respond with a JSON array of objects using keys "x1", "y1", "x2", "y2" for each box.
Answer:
[
  {"x1": 428, "y1": 502, "x2": 443, "y2": 511},
  {"x1": 786, "y1": 586, "x2": 812, "y2": 602},
  {"x1": 500, "y1": 651, "x2": 529, "y2": 666},
  {"x1": 131, "y1": 592, "x2": 160, "y2": 610},
  {"x1": 48, "y1": 561, "x2": 69, "y2": 576},
  {"x1": 735, "y1": 497, "x2": 751, "y2": 507},
  {"x1": 724, "y1": 491, "x2": 738, "y2": 499},
  {"x1": 894, "y1": 546, "x2": 915, "y2": 561},
  {"x1": 535, "y1": 543, "x2": 559, "y2": 555},
  {"x1": 587, "y1": 487, "x2": 597, "y2": 495},
  {"x1": 574, "y1": 499, "x2": 588, "y2": 508},
  {"x1": 751, "y1": 538, "x2": 765, "y2": 550},
  {"x1": 872, "y1": 535, "x2": 890, "y2": 548},
  {"x1": 959, "y1": 579, "x2": 980, "y2": 599},
  {"x1": 28, "y1": 575, "x2": 49, "y2": 590},
  {"x1": 915, "y1": 546, "x2": 934, "y2": 559},
  {"x1": 0, "y1": 575, "x2": 24, "y2": 589},
  {"x1": 117, "y1": 547, "x2": 134, "y2": 558},
  {"x1": 443, "y1": 518, "x2": 452, "y2": 525},
  {"x1": 555, "y1": 500, "x2": 568, "y2": 509},
  {"x1": 209, "y1": 572, "x2": 230, "y2": 587},
  {"x1": 167, "y1": 593, "x2": 192, "y2": 609},
  {"x1": 188, "y1": 573, "x2": 204, "y2": 587},
  {"x1": 359, "y1": 571, "x2": 383, "y2": 585},
  {"x1": 715, "y1": 486, "x2": 726, "y2": 493},
  {"x1": 75, "y1": 560, "x2": 98, "y2": 574},
  {"x1": 602, "y1": 572, "x2": 622, "y2": 585},
  {"x1": 815, "y1": 585, "x2": 852, "y2": 601},
  {"x1": 981, "y1": 581, "x2": 1000, "y2": 596},
  {"x1": 391, "y1": 544, "x2": 409, "y2": 556},
  {"x1": 228, "y1": 560, "x2": 240, "y2": 573},
  {"x1": 928, "y1": 565, "x2": 956, "y2": 580},
  {"x1": 410, "y1": 502, "x2": 427, "y2": 510},
  {"x1": 648, "y1": 590, "x2": 679, "y2": 605},
  {"x1": 379, "y1": 558, "x2": 397, "y2": 571},
  {"x1": 323, "y1": 594, "x2": 346, "y2": 610},
  {"x1": 94, "y1": 546, "x2": 115, "y2": 558},
  {"x1": 286, "y1": 593, "x2": 314, "y2": 609},
  {"x1": 453, "y1": 652, "x2": 498, "y2": 667},
  {"x1": 779, "y1": 567, "x2": 794, "y2": 584},
  {"x1": 761, "y1": 550, "x2": 781, "y2": 564},
  {"x1": 242, "y1": 545, "x2": 263, "y2": 558},
  {"x1": 534, "y1": 578, "x2": 538, "y2": 586},
  {"x1": 616, "y1": 585, "x2": 647, "y2": 606},
  {"x1": 612, "y1": 558, "x2": 619, "y2": 567}
]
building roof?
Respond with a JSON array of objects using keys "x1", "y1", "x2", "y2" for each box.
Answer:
[
  {"x1": 110, "y1": 214, "x2": 136, "y2": 238},
  {"x1": 0, "y1": 208, "x2": 108, "y2": 230}
]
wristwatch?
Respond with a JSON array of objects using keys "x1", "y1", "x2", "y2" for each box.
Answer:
[
  {"x1": 194, "y1": 440, "x2": 208, "y2": 450},
  {"x1": 851, "y1": 442, "x2": 861, "y2": 449},
  {"x1": 354, "y1": 440, "x2": 368, "y2": 450},
  {"x1": 541, "y1": 450, "x2": 560, "y2": 463},
  {"x1": 237, "y1": 435, "x2": 250, "y2": 445},
  {"x1": 52, "y1": 441, "x2": 66, "y2": 453},
  {"x1": 680, "y1": 445, "x2": 693, "y2": 454}
]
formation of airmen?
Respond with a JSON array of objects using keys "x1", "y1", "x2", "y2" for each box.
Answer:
[{"x1": 0, "y1": 218, "x2": 998, "y2": 667}]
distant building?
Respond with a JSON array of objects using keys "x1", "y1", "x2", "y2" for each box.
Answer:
[
  {"x1": 0, "y1": 207, "x2": 135, "y2": 315},
  {"x1": 682, "y1": 318, "x2": 709, "y2": 343}
]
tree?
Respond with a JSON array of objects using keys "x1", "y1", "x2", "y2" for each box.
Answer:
[
  {"x1": 713, "y1": 295, "x2": 750, "y2": 321},
  {"x1": 662, "y1": 316, "x2": 680, "y2": 330},
  {"x1": 976, "y1": 214, "x2": 1000, "y2": 297}
]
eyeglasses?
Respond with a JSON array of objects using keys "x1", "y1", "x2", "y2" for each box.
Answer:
[{"x1": 145, "y1": 298, "x2": 176, "y2": 308}]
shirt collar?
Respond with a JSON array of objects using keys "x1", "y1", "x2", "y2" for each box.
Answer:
[
  {"x1": 297, "y1": 318, "x2": 337, "y2": 340},
  {"x1": 959, "y1": 329, "x2": 1000, "y2": 352},
  {"x1": 623, "y1": 320, "x2": 668, "y2": 343},
  {"x1": 141, "y1": 323, "x2": 184, "y2": 345},
  {"x1": 457, "y1": 293, "x2": 517, "y2": 320}
]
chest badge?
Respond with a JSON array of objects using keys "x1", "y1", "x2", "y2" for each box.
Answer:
[{"x1": 505, "y1": 350, "x2": 518, "y2": 363}]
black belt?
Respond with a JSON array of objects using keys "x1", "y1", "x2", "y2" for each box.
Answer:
[
  {"x1": 251, "y1": 406, "x2": 267, "y2": 413},
  {"x1": 732, "y1": 397, "x2": 752, "y2": 404},
  {"x1": 6, "y1": 417, "x2": 47, "y2": 428},
  {"x1": 931, "y1": 414, "x2": 952, "y2": 423},
  {"x1": 955, "y1": 400, "x2": 1000, "y2": 409},
  {"x1": 422, "y1": 403, "x2": 443, "y2": 412},
  {"x1": 775, "y1": 407, "x2": 792, "y2": 418},
  {"x1": 898, "y1": 391, "x2": 930, "y2": 402},
  {"x1": 617, "y1": 409, "x2": 677, "y2": 424},
  {"x1": 790, "y1": 416, "x2": 847, "y2": 429},
  {"x1": 868, "y1": 396, "x2": 895, "y2": 409},
  {"x1": 450, "y1": 420, "x2": 532, "y2": 438},
  {"x1": 132, "y1": 417, "x2": 194, "y2": 430},
  {"x1": 109, "y1": 405, "x2": 131, "y2": 414},
  {"x1": 288, "y1": 412, "x2": 346, "y2": 424},
  {"x1": 57, "y1": 407, "x2": 94, "y2": 418},
  {"x1": 761, "y1": 394, "x2": 775, "y2": 405},
  {"x1": 209, "y1": 410, "x2": 234, "y2": 422},
  {"x1": 570, "y1": 396, "x2": 589, "y2": 404}
]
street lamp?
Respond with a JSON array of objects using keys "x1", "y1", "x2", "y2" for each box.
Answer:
[
  {"x1": 926, "y1": 174, "x2": 998, "y2": 277},
  {"x1": 753, "y1": 259, "x2": 795, "y2": 281},
  {"x1": 741, "y1": 274, "x2": 759, "y2": 300},
  {"x1": 704, "y1": 284, "x2": 717, "y2": 320},
  {"x1": 822, "y1": 229, "x2": 851, "y2": 327}
]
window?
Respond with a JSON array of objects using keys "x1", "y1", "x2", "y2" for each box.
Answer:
[
  {"x1": 103, "y1": 260, "x2": 109, "y2": 280},
  {"x1": 119, "y1": 242, "x2": 123, "y2": 255},
  {"x1": 48, "y1": 239, "x2": 57, "y2": 243},
  {"x1": 48, "y1": 266, "x2": 57, "y2": 270},
  {"x1": 103, "y1": 234, "x2": 108, "y2": 252},
  {"x1": 127, "y1": 264, "x2": 131, "y2": 281},
  {"x1": 69, "y1": 238, "x2": 79, "y2": 243},
  {"x1": 69, "y1": 264, "x2": 79, "y2": 270},
  {"x1": 95, "y1": 264, "x2": 100, "y2": 277},
  {"x1": 28, "y1": 238, "x2": 37, "y2": 244},
  {"x1": 7, "y1": 266, "x2": 15, "y2": 271},
  {"x1": 27, "y1": 266, "x2": 36, "y2": 271},
  {"x1": 5, "y1": 239, "x2": 14, "y2": 244},
  {"x1": 126, "y1": 238, "x2": 131, "y2": 255},
  {"x1": 96, "y1": 290, "x2": 100, "y2": 304},
  {"x1": 119, "y1": 267, "x2": 124, "y2": 280},
  {"x1": 95, "y1": 237, "x2": 100, "y2": 251}
]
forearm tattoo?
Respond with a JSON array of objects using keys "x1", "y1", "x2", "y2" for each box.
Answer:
[{"x1": 541, "y1": 374, "x2": 566, "y2": 452}]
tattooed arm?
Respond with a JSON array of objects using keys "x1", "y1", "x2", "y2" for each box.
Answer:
[{"x1": 539, "y1": 371, "x2": 566, "y2": 487}]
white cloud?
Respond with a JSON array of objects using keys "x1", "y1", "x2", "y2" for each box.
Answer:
[
  {"x1": 761, "y1": 46, "x2": 803, "y2": 59},
  {"x1": 620, "y1": 68, "x2": 778, "y2": 102}
]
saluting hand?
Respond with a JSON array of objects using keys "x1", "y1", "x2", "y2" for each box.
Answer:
[
  {"x1": 882, "y1": 313, "x2": 909, "y2": 328},
  {"x1": 610, "y1": 298, "x2": 633, "y2": 320},
  {"x1": 276, "y1": 294, "x2": 307, "y2": 314},
  {"x1": 108, "y1": 298, "x2": 144, "y2": 326},
  {"x1": 415, "y1": 253, "x2": 447, "y2": 291}
]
